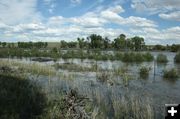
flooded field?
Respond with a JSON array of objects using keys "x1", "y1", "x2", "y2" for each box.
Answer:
[{"x1": 1, "y1": 51, "x2": 179, "y2": 119}]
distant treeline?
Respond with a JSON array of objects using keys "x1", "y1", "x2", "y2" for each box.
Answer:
[{"x1": 0, "y1": 34, "x2": 179, "y2": 52}]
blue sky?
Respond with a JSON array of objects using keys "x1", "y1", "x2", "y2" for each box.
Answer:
[{"x1": 0, "y1": 0, "x2": 179, "y2": 44}]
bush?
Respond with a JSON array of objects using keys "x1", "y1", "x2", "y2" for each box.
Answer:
[
  {"x1": 163, "y1": 68, "x2": 179, "y2": 79},
  {"x1": 144, "y1": 52, "x2": 154, "y2": 61},
  {"x1": 174, "y1": 52, "x2": 180, "y2": 63},
  {"x1": 139, "y1": 66, "x2": 150, "y2": 79},
  {"x1": 156, "y1": 54, "x2": 168, "y2": 63}
]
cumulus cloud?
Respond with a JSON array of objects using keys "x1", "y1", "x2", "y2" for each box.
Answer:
[
  {"x1": 0, "y1": 0, "x2": 42, "y2": 25},
  {"x1": 131, "y1": 0, "x2": 180, "y2": 15},
  {"x1": 159, "y1": 11, "x2": 180, "y2": 21},
  {"x1": 101, "y1": 6, "x2": 157, "y2": 28},
  {"x1": 0, "y1": 1, "x2": 179, "y2": 45},
  {"x1": 130, "y1": 26, "x2": 180, "y2": 44}
]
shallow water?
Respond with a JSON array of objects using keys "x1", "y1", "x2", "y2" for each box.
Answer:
[{"x1": 2, "y1": 51, "x2": 180, "y2": 118}]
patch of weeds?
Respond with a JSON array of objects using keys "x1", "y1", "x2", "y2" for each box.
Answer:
[
  {"x1": 163, "y1": 68, "x2": 179, "y2": 80},
  {"x1": 139, "y1": 66, "x2": 151, "y2": 79},
  {"x1": 174, "y1": 52, "x2": 180, "y2": 63},
  {"x1": 156, "y1": 54, "x2": 168, "y2": 63}
]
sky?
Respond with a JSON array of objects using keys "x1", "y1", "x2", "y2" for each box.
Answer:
[{"x1": 0, "y1": 0, "x2": 179, "y2": 45}]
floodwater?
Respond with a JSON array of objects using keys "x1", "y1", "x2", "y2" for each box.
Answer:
[{"x1": 2, "y1": 51, "x2": 180, "y2": 118}]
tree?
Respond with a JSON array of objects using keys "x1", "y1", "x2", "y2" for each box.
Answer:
[
  {"x1": 131, "y1": 36, "x2": 145, "y2": 51},
  {"x1": 114, "y1": 34, "x2": 126, "y2": 49},
  {"x1": 171, "y1": 44, "x2": 180, "y2": 52},
  {"x1": 88, "y1": 34, "x2": 104, "y2": 49},
  {"x1": 2, "y1": 42, "x2": 6, "y2": 48},
  {"x1": 44, "y1": 42, "x2": 48, "y2": 48},
  {"x1": 60, "y1": 40, "x2": 68, "y2": 48},
  {"x1": 77, "y1": 37, "x2": 84, "y2": 49},
  {"x1": 104, "y1": 37, "x2": 110, "y2": 49}
]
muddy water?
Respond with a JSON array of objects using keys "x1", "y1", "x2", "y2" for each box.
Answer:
[{"x1": 2, "y1": 51, "x2": 180, "y2": 118}]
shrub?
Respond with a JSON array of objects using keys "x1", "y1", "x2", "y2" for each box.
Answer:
[
  {"x1": 174, "y1": 52, "x2": 180, "y2": 63},
  {"x1": 156, "y1": 54, "x2": 168, "y2": 63},
  {"x1": 139, "y1": 67, "x2": 150, "y2": 79},
  {"x1": 134, "y1": 53, "x2": 144, "y2": 62},
  {"x1": 163, "y1": 68, "x2": 179, "y2": 79},
  {"x1": 122, "y1": 52, "x2": 134, "y2": 62},
  {"x1": 144, "y1": 52, "x2": 154, "y2": 61}
]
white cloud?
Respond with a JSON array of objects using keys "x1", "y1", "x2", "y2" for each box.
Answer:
[
  {"x1": 130, "y1": 26, "x2": 180, "y2": 44},
  {"x1": 0, "y1": 2, "x2": 179, "y2": 45},
  {"x1": 0, "y1": 0, "x2": 42, "y2": 25},
  {"x1": 70, "y1": 12, "x2": 107, "y2": 27},
  {"x1": 70, "y1": 0, "x2": 81, "y2": 5},
  {"x1": 101, "y1": 6, "x2": 157, "y2": 28},
  {"x1": 131, "y1": 0, "x2": 180, "y2": 15},
  {"x1": 159, "y1": 11, "x2": 180, "y2": 21}
]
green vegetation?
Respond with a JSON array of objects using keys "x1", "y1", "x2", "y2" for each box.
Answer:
[
  {"x1": 121, "y1": 52, "x2": 153, "y2": 62},
  {"x1": 112, "y1": 96, "x2": 154, "y2": 119},
  {"x1": 0, "y1": 47, "x2": 154, "y2": 62},
  {"x1": 54, "y1": 63, "x2": 98, "y2": 72},
  {"x1": 156, "y1": 54, "x2": 168, "y2": 63},
  {"x1": 0, "y1": 73, "x2": 92, "y2": 119},
  {"x1": 0, "y1": 59, "x2": 56, "y2": 76},
  {"x1": 174, "y1": 52, "x2": 180, "y2": 63},
  {"x1": 0, "y1": 74, "x2": 46, "y2": 119},
  {"x1": 163, "y1": 68, "x2": 179, "y2": 79},
  {"x1": 139, "y1": 66, "x2": 151, "y2": 79}
]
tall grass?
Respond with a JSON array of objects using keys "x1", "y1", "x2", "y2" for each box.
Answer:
[
  {"x1": 139, "y1": 66, "x2": 151, "y2": 79},
  {"x1": 174, "y1": 52, "x2": 180, "y2": 63},
  {"x1": 163, "y1": 68, "x2": 179, "y2": 80},
  {"x1": 0, "y1": 59, "x2": 56, "y2": 76},
  {"x1": 156, "y1": 54, "x2": 168, "y2": 63},
  {"x1": 112, "y1": 95, "x2": 154, "y2": 119}
]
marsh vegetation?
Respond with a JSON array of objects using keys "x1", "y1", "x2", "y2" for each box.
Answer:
[{"x1": 0, "y1": 36, "x2": 179, "y2": 119}]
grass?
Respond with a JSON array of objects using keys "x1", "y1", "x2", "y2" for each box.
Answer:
[
  {"x1": 0, "y1": 48, "x2": 155, "y2": 62},
  {"x1": 156, "y1": 54, "x2": 168, "y2": 63},
  {"x1": 121, "y1": 52, "x2": 154, "y2": 62},
  {"x1": 139, "y1": 66, "x2": 151, "y2": 79},
  {"x1": 0, "y1": 59, "x2": 56, "y2": 76},
  {"x1": 0, "y1": 73, "x2": 92, "y2": 119},
  {"x1": 174, "y1": 52, "x2": 180, "y2": 63},
  {"x1": 0, "y1": 74, "x2": 46, "y2": 119},
  {"x1": 54, "y1": 63, "x2": 97, "y2": 72},
  {"x1": 112, "y1": 95, "x2": 154, "y2": 119},
  {"x1": 163, "y1": 68, "x2": 179, "y2": 80}
]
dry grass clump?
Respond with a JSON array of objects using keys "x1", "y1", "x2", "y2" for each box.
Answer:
[{"x1": 112, "y1": 95, "x2": 154, "y2": 119}]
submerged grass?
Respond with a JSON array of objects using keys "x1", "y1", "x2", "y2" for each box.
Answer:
[
  {"x1": 112, "y1": 95, "x2": 154, "y2": 119},
  {"x1": 174, "y1": 52, "x2": 180, "y2": 63},
  {"x1": 54, "y1": 63, "x2": 97, "y2": 72},
  {"x1": 156, "y1": 54, "x2": 168, "y2": 63},
  {"x1": 163, "y1": 68, "x2": 179, "y2": 80},
  {"x1": 139, "y1": 66, "x2": 151, "y2": 79}
]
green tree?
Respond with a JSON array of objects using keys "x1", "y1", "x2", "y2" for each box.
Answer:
[
  {"x1": 114, "y1": 34, "x2": 126, "y2": 49},
  {"x1": 2, "y1": 42, "x2": 6, "y2": 48},
  {"x1": 77, "y1": 37, "x2": 85, "y2": 49},
  {"x1": 88, "y1": 34, "x2": 103, "y2": 49},
  {"x1": 44, "y1": 42, "x2": 48, "y2": 48},
  {"x1": 60, "y1": 40, "x2": 68, "y2": 48},
  {"x1": 104, "y1": 37, "x2": 110, "y2": 49},
  {"x1": 131, "y1": 36, "x2": 145, "y2": 51}
]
